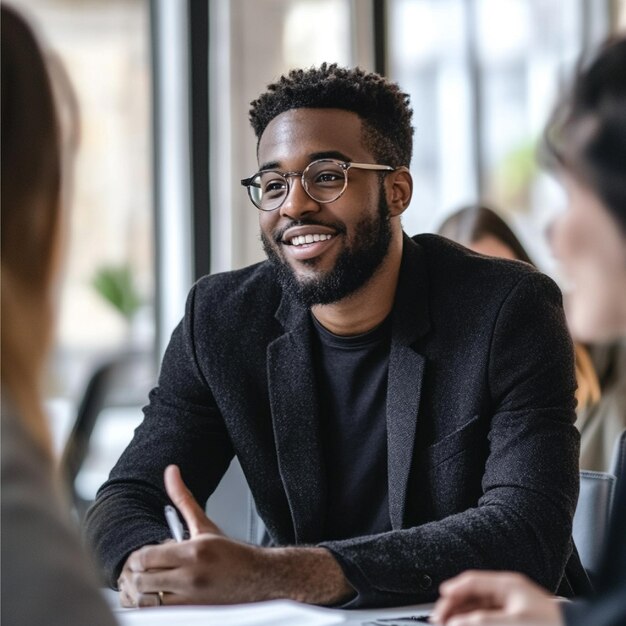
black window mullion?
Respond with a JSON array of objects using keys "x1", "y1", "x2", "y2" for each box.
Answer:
[
  {"x1": 188, "y1": 0, "x2": 210, "y2": 279},
  {"x1": 373, "y1": 0, "x2": 388, "y2": 76}
]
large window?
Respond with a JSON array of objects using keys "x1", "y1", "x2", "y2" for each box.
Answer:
[
  {"x1": 14, "y1": 0, "x2": 621, "y2": 510},
  {"x1": 388, "y1": 0, "x2": 612, "y2": 271},
  {"x1": 209, "y1": 0, "x2": 361, "y2": 273},
  {"x1": 11, "y1": 1, "x2": 154, "y2": 477}
]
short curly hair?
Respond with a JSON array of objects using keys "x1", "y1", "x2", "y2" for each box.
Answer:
[{"x1": 249, "y1": 63, "x2": 413, "y2": 167}]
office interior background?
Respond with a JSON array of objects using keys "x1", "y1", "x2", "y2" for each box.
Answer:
[{"x1": 12, "y1": 0, "x2": 626, "y2": 514}]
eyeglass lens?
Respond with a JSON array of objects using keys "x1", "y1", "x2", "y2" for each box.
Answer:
[{"x1": 249, "y1": 160, "x2": 347, "y2": 211}]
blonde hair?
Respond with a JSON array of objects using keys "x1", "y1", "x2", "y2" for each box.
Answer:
[
  {"x1": 574, "y1": 343, "x2": 601, "y2": 411},
  {"x1": 1, "y1": 5, "x2": 77, "y2": 455}
]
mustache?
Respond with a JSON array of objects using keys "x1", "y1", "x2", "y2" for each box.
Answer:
[{"x1": 272, "y1": 219, "x2": 347, "y2": 244}]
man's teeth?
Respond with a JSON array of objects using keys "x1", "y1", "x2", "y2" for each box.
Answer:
[{"x1": 290, "y1": 233, "x2": 333, "y2": 246}]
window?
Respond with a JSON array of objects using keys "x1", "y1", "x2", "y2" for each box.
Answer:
[
  {"x1": 12, "y1": 1, "x2": 155, "y2": 484},
  {"x1": 387, "y1": 0, "x2": 611, "y2": 272},
  {"x1": 209, "y1": 0, "x2": 356, "y2": 273}
]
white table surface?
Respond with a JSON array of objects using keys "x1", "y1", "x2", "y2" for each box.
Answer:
[{"x1": 104, "y1": 590, "x2": 433, "y2": 626}]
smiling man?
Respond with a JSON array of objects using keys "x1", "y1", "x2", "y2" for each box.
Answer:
[{"x1": 85, "y1": 65, "x2": 583, "y2": 609}]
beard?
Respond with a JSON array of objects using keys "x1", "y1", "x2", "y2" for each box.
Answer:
[{"x1": 261, "y1": 192, "x2": 393, "y2": 307}]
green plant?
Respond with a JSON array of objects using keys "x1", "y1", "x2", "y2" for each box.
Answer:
[
  {"x1": 91, "y1": 264, "x2": 142, "y2": 321},
  {"x1": 490, "y1": 137, "x2": 539, "y2": 211}
]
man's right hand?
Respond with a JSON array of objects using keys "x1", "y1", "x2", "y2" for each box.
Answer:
[
  {"x1": 117, "y1": 464, "x2": 223, "y2": 607},
  {"x1": 116, "y1": 464, "x2": 354, "y2": 608}
]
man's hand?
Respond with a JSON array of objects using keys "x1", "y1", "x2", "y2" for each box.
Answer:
[
  {"x1": 431, "y1": 571, "x2": 564, "y2": 626},
  {"x1": 117, "y1": 465, "x2": 354, "y2": 608}
]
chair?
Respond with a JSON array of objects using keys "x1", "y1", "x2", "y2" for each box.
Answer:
[
  {"x1": 61, "y1": 349, "x2": 268, "y2": 543},
  {"x1": 60, "y1": 350, "x2": 156, "y2": 519},
  {"x1": 204, "y1": 458, "x2": 267, "y2": 544},
  {"x1": 572, "y1": 469, "x2": 616, "y2": 584},
  {"x1": 609, "y1": 428, "x2": 626, "y2": 488}
]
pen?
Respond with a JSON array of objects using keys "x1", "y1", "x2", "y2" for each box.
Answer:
[{"x1": 164, "y1": 505, "x2": 184, "y2": 542}]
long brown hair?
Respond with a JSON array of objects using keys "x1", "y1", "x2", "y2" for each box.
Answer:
[
  {"x1": 1, "y1": 5, "x2": 76, "y2": 453},
  {"x1": 438, "y1": 204, "x2": 601, "y2": 411}
]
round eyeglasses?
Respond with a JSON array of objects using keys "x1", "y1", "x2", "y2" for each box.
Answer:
[{"x1": 240, "y1": 158, "x2": 396, "y2": 212}]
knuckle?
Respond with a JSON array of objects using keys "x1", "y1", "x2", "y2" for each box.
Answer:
[
  {"x1": 189, "y1": 539, "x2": 212, "y2": 561},
  {"x1": 189, "y1": 569, "x2": 210, "y2": 589},
  {"x1": 136, "y1": 547, "x2": 152, "y2": 570},
  {"x1": 507, "y1": 572, "x2": 525, "y2": 584},
  {"x1": 129, "y1": 571, "x2": 145, "y2": 591},
  {"x1": 180, "y1": 566, "x2": 210, "y2": 590}
]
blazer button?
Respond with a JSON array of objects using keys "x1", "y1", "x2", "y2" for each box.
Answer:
[{"x1": 419, "y1": 574, "x2": 432, "y2": 590}]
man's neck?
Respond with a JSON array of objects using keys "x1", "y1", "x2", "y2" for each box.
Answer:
[{"x1": 311, "y1": 234, "x2": 403, "y2": 336}]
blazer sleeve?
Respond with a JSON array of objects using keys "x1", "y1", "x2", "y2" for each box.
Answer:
[
  {"x1": 320, "y1": 272, "x2": 580, "y2": 608},
  {"x1": 84, "y1": 282, "x2": 235, "y2": 588}
]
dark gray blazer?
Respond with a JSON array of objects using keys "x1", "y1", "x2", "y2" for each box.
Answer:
[{"x1": 85, "y1": 234, "x2": 580, "y2": 607}]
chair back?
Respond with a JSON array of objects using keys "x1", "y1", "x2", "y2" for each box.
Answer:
[
  {"x1": 204, "y1": 458, "x2": 266, "y2": 544},
  {"x1": 60, "y1": 350, "x2": 156, "y2": 518},
  {"x1": 609, "y1": 428, "x2": 626, "y2": 488},
  {"x1": 573, "y1": 469, "x2": 616, "y2": 583}
]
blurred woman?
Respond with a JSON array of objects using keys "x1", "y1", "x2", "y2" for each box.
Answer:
[
  {"x1": 438, "y1": 204, "x2": 601, "y2": 417},
  {"x1": 433, "y1": 36, "x2": 626, "y2": 626},
  {"x1": 1, "y1": 5, "x2": 117, "y2": 625}
]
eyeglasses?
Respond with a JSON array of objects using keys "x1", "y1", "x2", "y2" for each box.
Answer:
[{"x1": 240, "y1": 158, "x2": 396, "y2": 212}]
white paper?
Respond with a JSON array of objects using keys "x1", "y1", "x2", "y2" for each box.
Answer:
[{"x1": 114, "y1": 599, "x2": 346, "y2": 626}]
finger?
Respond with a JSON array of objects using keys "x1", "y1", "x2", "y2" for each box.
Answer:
[
  {"x1": 126, "y1": 542, "x2": 186, "y2": 572},
  {"x1": 119, "y1": 584, "x2": 135, "y2": 608},
  {"x1": 164, "y1": 464, "x2": 221, "y2": 536},
  {"x1": 447, "y1": 610, "x2": 510, "y2": 626},
  {"x1": 433, "y1": 596, "x2": 489, "y2": 624},
  {"x1": 127, "y1": 569, "x2": 180, "y2": 595},
  {"x1": 435, "y1": 572, "x2": 506, "y2": 623},
  {"x1": 136, "y1": 591, "x2": 162, "y2": 608},
  {"x1": 440, "y1": 571, "x2": 499, "y2": 594},
  {"x1": 440, "y1": 571, "x2": 515, "y2": 602}
]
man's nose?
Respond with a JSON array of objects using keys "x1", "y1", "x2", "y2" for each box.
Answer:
[{"x1": 279, "y1": 176, "x2": 320, "y2": 220}]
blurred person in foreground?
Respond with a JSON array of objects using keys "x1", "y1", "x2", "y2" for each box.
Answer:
[
  {"x1": 437, "y1": 204, "x2": 601, "y2": 421},
  {"x1": 433, "y1": 36, "x2": 626, "y2": 626},
  {"x1": 0, "y1": 5, "x2": 117, "y2": 625}
]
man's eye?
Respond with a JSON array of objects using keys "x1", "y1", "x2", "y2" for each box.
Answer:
[
  {"x1": 314, "y1": 171, "x2": 343, "y2": 186},
  {"x1": 262, "y1": 178, "x2": 287, "y2": 197}
]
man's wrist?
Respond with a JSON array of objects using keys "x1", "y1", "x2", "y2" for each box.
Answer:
[{"x1": 265, "y1": 546, "x2": 355, "y2": 605}]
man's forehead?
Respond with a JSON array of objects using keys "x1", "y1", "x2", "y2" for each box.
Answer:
[{"x1": 257, "y1": 107, "x2": 367, "y2": 165}]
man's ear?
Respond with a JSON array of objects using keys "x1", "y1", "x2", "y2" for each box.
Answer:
[{"x1": 386, "y1": 166, "x2": 413, "y2": 217}]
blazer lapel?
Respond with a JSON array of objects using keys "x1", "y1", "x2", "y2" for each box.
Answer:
[
  {"x1": 267, "y1": 295, "x2": 326, "y2": 543},
  {"x1": 387, "y1": 236, "x2": 431, "y2": 529}
]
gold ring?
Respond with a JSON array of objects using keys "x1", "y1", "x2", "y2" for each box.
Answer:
[{"x1": 157, "y1": 591, "x2": 165, "y2": 606}]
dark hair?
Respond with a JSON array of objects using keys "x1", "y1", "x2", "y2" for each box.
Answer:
[
  {"x1": 437, "y1": 204, "x2": 534, "y2": 265},
  {"x1": 249, "y1": 63, "x2": 413, "y2": 168},
  {"x1": 542, "y1": 36, "x2": 626, "y2": 233}
]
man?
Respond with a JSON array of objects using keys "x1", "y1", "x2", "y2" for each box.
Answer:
[{"x1": 85, "y1": 64, "x2": 581, "y2": 609}]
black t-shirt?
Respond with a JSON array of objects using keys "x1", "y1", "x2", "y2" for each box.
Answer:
[{"x1": 312, "y1": 314, "x2": 392, "y2": 541}]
